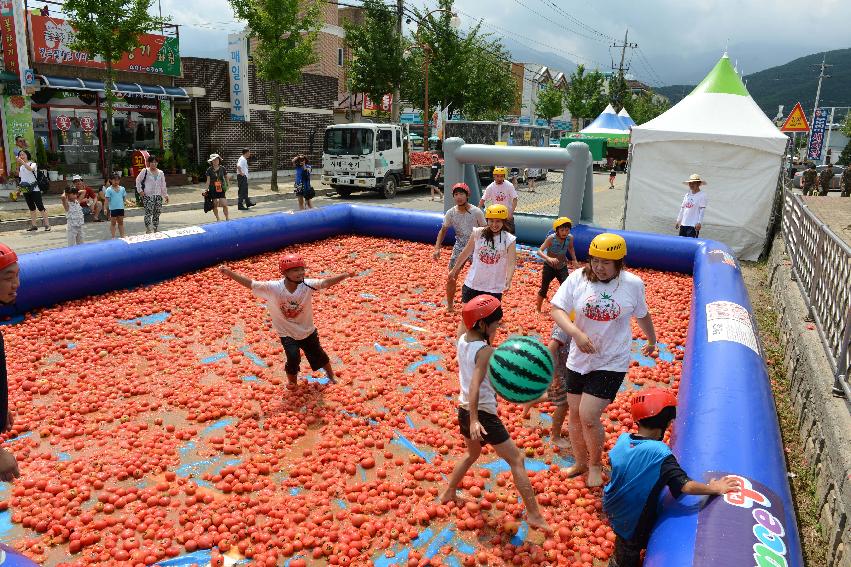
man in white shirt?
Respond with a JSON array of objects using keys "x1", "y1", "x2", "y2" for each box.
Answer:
[
  {"x1": 675, "y1": 173, "x2": 707, "y2": 238},
  {"x1": 479, "y1": 167, "x2": 518, "y2": 234},
  {"x1": 236, "y1": 148, "x2": 255, "y2": 210}
]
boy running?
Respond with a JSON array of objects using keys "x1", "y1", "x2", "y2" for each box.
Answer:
[
  {"x1": 439, "y1": 295, "x2": 551, "y2": 533},
  {"x1": 219, "y1": 254, "x2": 353, "y2": 388},
  {"x1": 603, "y1": 388, "x2": 738, "y2": 567},
  {"x1": 433, "y1": 182, "x2": 486, "y2": 311}
]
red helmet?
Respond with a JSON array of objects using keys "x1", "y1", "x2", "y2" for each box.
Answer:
[
  {"x1": 279, "y1": 254, "x2": 305, "y2": 273},
  {"x1": 0, "y1": 244, "x2": 17, "y2": 271},
  {"x1": 631, "y1": 388, "x2": 678, "y2": 422},
  {"x1": 452, "y1": 182, "x2": 470, "y2": 195},
  {"x1": 462, "y1": 294, "x2": 502, "y2": 330}
]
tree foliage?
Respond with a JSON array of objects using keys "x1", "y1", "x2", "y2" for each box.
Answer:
[
  {"x1": 229, "y1": 0, "x2": 321, "y2": 189},
  {"x1": 63, "y1": 0, "x2": 169, "y2": 176},
  {"x1": 841, "y1": 111, "x2": 851, "y2": 138},
  {"x1": 564, "y1": 65, "x2": 607, "y2": 127},
  {"x1": 607, "y1": 73, "x2": 629, "y2": 112},
  {"x1": 625, "y1": 90, "x2": 670, "y2": 125},
  {"x1": 534, "y1": 85, "x2": 565, "y2": 124},
  {"x1": 343, "y1": 0, "x2": 406, "y2": 111}
]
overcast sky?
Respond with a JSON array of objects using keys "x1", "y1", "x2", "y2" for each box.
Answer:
[{"x1": 164, "y1": 0, "x2": 851, "y2": 85}]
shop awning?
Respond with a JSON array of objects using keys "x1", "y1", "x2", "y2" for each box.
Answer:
[{"x1": 37, "y1": 75, "x2": 188, "y2": 98}]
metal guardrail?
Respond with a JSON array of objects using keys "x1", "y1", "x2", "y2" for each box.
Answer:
[{"x1": 781, "y1": 185, "x2": 851, "y2": 402}]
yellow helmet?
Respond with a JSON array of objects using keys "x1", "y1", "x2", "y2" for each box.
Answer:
[
  {"x1": 485, "y1": 204, "x2": 509, "y2": 220},
  {"x1": 553, "y1": 217, "x2": 572, "y2": 230},
  {"x1": 589, "y1": 233, "x2": 627, "y2": 260},
  {"x1": 493, "y1": 167, "x2": 507, "y2": 176}
]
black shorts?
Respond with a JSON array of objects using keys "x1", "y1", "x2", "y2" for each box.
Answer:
[
  {"x1": 678, "y1": 226, "x2": 699, "y2": 238},
  {"x1": 458, "y1": 407, "x2": 510, "y2": 446},
  {"x1": 23, "y1": 190, "x2": 45, "y2": 212},
  {"x1": 110, "y1": 209, "x2": 125, "y2": 218},
  {"x1": 538, "y1": 263, "x2": 569, "y2": 297},
  {"x1": 280, "y1": 330, "x2": 329, "y2": 376},
  {"x1": 461, "y1": 285, "x2": 502, "y2": 304},
  {"x1": 565, "y1": 369, "x2": 626, "y2": 401}
]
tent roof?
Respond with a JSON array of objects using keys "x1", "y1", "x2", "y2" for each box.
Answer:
[
  {"x1": 631, "y1": 55, "x2": 787, "y2": 154},
  {"x1": 617, "y1": 108, "x2": 636, "y2": 127},
  {"x1": 581, "y1": 104, "x2": 630, "y2": 135}
]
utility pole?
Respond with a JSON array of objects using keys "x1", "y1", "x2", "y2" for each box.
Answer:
[
  {"x1": 611, "y1": 29, "x2": 638, "y2": 111},
  {"x1": 808, "y1": 53, "x2": 831, "y2": 150},
  {"x1": 391, "y1": 0, "x2": 403, "y2": 123}
]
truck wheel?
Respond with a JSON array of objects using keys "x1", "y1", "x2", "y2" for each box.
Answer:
[
  {"x1": 381, "y1": 175, "x2": 397, "y2": 199},
  {"x1": 337, "y1": 187, "x2": 352, "y2": 197}
]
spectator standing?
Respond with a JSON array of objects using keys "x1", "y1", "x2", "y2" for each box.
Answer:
[
  {"x1": 105, "y1": 173, "x2": 128, "y2": 238},
  {"x1": 17, "y1": 150, "x2": 49, "y2": 232},
  {"x1": 428, "y1": 154, "x2": 443, "y2": 201},
  {"x1": 236, "y1": 148, "x2": 254, "y2": 210},
  {"x1": 72, "y1": 175, "x2": 104, "y2": 221},
  {"x1": 675, "y1": 174, "x2": 707, "y2": 238},
  {"x1": 0, "y1": 245, "x2": 21, "y2": 482},
  {"x1": 841, "y1": 166, "x2": 851, "y2": 198},
  {"x1": 527, "y1": 167, "x2": 540, "y2": 193},
  {"x1": 609, "y1": 167, "x2": 616, "y2": 189},
  {"x1": 801, "y1": 163, "x2": 817, "y2": 195},
  {"x1": 60, "y1": 187, "x2": 85, "y2": 246},
  {"x1": 292, "y1": 154, "x2": 313, "y2": 211},
  {"x1": 205, "y1": 154, "x2": 230, "y2": 221},
  {"x1": 818, "y1": 161, "x2": 834, "y2": 196},
  {"x1": 479, "y1": 167, "x2": 519, "y2": 234},
  {"x1": 135, "y1": 155, "x2": 168, "y2": 233}
]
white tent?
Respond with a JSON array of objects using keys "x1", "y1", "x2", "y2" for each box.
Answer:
[
  {"x1": 618, "y1": 108, "x2": 636, "y2": 128},
  {"x1": 624, "y1": 55, "x2": 788, "y2": 260},
  {"x1": 581, "y1": 104, "x2": 630, "y2": 135}
]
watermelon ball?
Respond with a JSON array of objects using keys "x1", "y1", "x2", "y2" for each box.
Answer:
[{"x1": 488, "y1": 336, "x2": 553, "y2": 403}]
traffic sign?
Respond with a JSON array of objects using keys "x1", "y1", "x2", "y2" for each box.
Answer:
[{"x1": 780, "y1": 102, "x2": 810, "y2": 132}]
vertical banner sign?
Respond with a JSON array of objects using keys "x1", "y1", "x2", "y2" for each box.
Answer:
[
  {"x1": 0, "y1": 0, "x2": 18, "y2": 78},
  {"x1": 807, "y1": 107, "x2": 828, "y2": 161},
  {"x1": 227, "y1": 32, "x2": 250, "y2": 122},
  {"x1": 0, "y1": 94, "x2": 35, "y2": 176},
  {"x1": 160, "y1": 100, "x2": 174, "y2": 160}
]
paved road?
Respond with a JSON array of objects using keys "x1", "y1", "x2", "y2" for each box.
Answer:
[{"x1": 0, "y1": 172, "x2": 626, "y2": 255}]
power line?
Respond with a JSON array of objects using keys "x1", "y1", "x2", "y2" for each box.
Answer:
[
  {"x1": 508, "y1": 0, "x2": 609, "y2": 44},
  {"x1": 535, "y1": 0, "x2": 618, "y2": 43},
  {"x1": 635, "y1": 47, "x2": 664, "y2": 87}
]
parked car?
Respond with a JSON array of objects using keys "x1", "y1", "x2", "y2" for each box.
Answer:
[{"x1": 793, "y1": 164, "x2": 844, "y2": 190}]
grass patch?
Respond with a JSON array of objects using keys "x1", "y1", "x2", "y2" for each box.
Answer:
[{"x1": 741, "y1": 260, "x2": 828, "y2": 567}]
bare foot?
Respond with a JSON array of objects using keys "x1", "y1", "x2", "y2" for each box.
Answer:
[
  {"x1": 552, "y1": 436, "x2": 570, "y2": 451},
  {"x1": 587, "y1": 465, "x2": 604, "y2": 487},
  {"x1": 564, "y1": 463, "x2": 588, "y2": 478},
  {"x1": 521, "y1": 401, "x2": 535, "y2": 419},
  {"x1": 439, "y1": 490, "x2": 464, "y2": 505},
  {"x1": 527, "y1": 514, "x2": 552, "y2": 533},
  {"x1": 446, "y1": 303, "x2": 455, "y2": 313},
  {"x1": 286, "y1": 377, "x2": 298, "y2": 390}
]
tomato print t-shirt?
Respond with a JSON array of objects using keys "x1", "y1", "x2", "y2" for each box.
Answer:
[
  {"x1": 464, "y1": 228, "x2": 517, "y2": 294},
  {"x1": 551, "y1": 269, "x2": 649, "y2": 374},
  {"x1": 482, "y1": 180, "x2": 518, "y2": 212},
  {"x1": 251, "y1": 279, "x2": 322, "y2": 340}
]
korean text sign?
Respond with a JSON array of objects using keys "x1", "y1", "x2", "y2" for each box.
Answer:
[{"x1": 227, "y1": 32, "x2": 250, "y2": 122}]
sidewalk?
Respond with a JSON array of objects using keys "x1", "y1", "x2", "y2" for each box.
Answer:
[{"x1": 0, "y1": 174, "x2": 323, "y2": 231}]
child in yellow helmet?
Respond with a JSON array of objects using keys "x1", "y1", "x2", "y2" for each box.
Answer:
[
  {"x1": 535, "y1": 216, "x2": 578, "y2": 313},
  {"x1": 479, "y1": 167, "x2": 518, "y2": 234}
]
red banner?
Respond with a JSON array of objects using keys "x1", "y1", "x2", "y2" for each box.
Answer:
[{"x1": 1, "y1": 14, "x2": 19, "y2": 76}]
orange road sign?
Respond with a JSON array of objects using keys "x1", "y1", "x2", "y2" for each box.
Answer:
[{"x1": 780, "y1": 102, "x2": 810, "y2": 132}]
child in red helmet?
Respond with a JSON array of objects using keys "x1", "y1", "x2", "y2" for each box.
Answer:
[
  {"x1": 0, "y1": 244, "x2": 21, "y2": 482},
  {"x1": 219, "y1": 254, "x2": 354, "y2": 388},
  {"x1": 603, "y1": 388, "x2": 739, "y2": 567},
  {"x1": 439, "y1": 294, "x2": 551, "y2": 533}
]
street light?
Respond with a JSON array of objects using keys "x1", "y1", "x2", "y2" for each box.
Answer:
[{"x1": 408, "y1": 8, "x2": 458, "y2": 151}]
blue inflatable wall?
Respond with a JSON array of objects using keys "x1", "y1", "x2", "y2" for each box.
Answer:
[{"x1": 0, "y1": 204, "x2": 802, "y2": 567}]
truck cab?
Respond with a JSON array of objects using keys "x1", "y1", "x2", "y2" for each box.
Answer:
[{"x1": 321, "y1": 123, "x2": 405, "y2": 198}]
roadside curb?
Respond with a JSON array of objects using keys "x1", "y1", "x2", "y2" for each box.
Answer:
[{"x1": 0, "y1": 188, "x2": 334, "y2": 233}]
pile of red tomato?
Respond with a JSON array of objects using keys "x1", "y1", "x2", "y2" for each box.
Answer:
[
  {"x1": 0, "y1": 237, "x2": 692, "y2": 566},
  {"x1": 409, "y1": 153, "x2": 440, "y2": 167}
]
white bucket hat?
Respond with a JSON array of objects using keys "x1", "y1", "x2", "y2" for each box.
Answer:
[
  {"x1": 683, "y1": 173, "x2": 707, "y2": 185},
  {"x1": 207, "y1": 153, "x2": 222, "y2": 163}
]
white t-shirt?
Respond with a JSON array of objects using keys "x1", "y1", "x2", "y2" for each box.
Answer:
[
  {"x1": 443, "y1": 205, "x2": 485, "y2": 250},
  {"x1": 251, "y1": 278, "x2": 322, "y2": 340},
  {"x1": 551, "y1": 269, "x2": 649, "y2": 374},
  {"x1": 457, "y1": 334, "x2": 498, "y2": 415},
  {"x1": 464, "y1": 228, "x2": 517, "y2": 294},
  {"x1": 676, "y1": 190, "x2": 707, "y2": 227},
  {"x1": 237, "y1": 156, "x2": 249, "y2": 176},
  {"x1": 66, "y1": 201, "x2": 84, "y2": 227},
  {"x1": 482, "y1": 181, "x2": 518, "y2": 212},
  {"x1": 19, "y1": 162, "x2": 37, "y2": 186}
]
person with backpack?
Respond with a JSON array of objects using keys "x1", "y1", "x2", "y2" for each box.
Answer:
[{"x1": 17, "y1": 150, "x2": 50, "y2": 232}]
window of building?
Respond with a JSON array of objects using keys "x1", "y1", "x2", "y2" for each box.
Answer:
[{"x1": 338, "y1": 48, "x2": 344, "y2": 66}]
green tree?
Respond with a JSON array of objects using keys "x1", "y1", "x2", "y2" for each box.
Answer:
[
  {"x1": 625, "y1": 90, "x2": 670, "y2": 125},
  {"x1": 607, "y1": 73, "x2": 629, "y2": 112},
  {"x1": 534, "y1": 84, "x2": 565, "y2": 125},
  {"x1": 838, "y1": 139, "x2": 851, "y2": 166},
  {"x1": 63, "y1": 0, "x2": 169, "y2": 177},
  {"x1": 230, "y1": 0, "x2": 321, "y2": 190},
  {"x1": 343, "y1": 0, "x2": 406, "y2": 117},
  {"x1": 565, "y1": 65, "x2": 607, "y2": 129},
  {"x1": 841, "y1": 111, "x2": 851, "y2": 138}
]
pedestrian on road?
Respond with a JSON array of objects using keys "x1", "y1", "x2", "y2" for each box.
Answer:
[
  {"x1": 841, "y1": 166, "x2": 851, "y2": 198},
  {"x1": 801, "y1": 163, "x2": 817, "y2": 196},
  {"x1": 73, "y1": 175, "x2": 104, "y2": 222},
  {"x1": 302, "y1": 159, "x2": 316, "y2": 209},
  {"x1": 609, "y1": 167, "x2": 616, "y2": 189},
  {"x1": 675, "y1": 174, "x2": 707, "y2": 238},
  {"x1": 293, "y1": 154, "x2": 314, "y2": 211},
  {"x1": 527, "y1": 168, "x2": 539, "y2": 193},
  {"x1": 479, "y1": 167, "x2": 518, "y2": 234},
  {"x1": 818, "y1": 161, "x2": 834, "y2": 196},
  {"x1": 135, "y1": 155, "x2": 168, "y2": 233},
  {"x1": 429, "y1": 154, "x2": 443, "y2": 201},
  {"x1": 433, "y1": 182, "x2": 486, "y2": 312},
  {"x1": 60, "y1": 186, "x2": 85, "y2": 246},
  {"x1": 17, "y1": 150, "x2": 49, "y2": 232},
  {"x1": 551, "y1": 233, "x2": 658, "y2": 488},
  {"x1": 236, "y1": 148, "x2": 255, "y2": 210},
  {"x1": 0, "y1": 244, "x2": 22, "y2": 483},
  {"x1": 104, "y1": 173, "x2": 128, "y2": 238},
  {"x1": 205, "y1": 154, "x2": 229, "y2": 222}
]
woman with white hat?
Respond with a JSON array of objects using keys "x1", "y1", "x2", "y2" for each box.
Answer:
[
  {"x1": 675, "y1": 173, "x2": 707, "y2": 238},
  {"x1": 205, "y1": 153, "x2": 229, "y2": 222}
]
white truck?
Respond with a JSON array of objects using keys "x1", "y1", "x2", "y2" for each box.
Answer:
[{"x1": 321, "y1": 123, "x2": 434, "y2": 198}]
